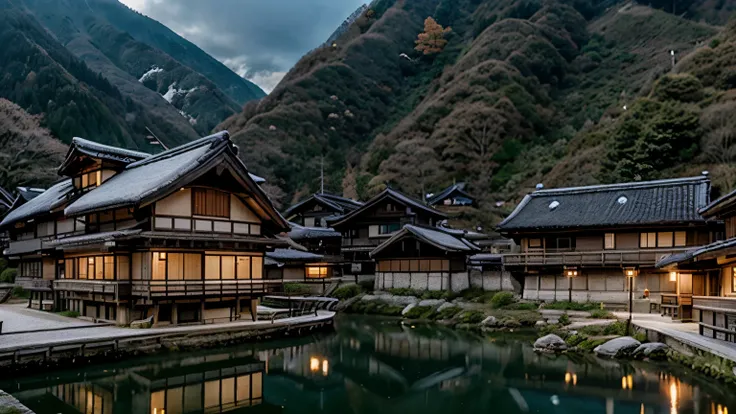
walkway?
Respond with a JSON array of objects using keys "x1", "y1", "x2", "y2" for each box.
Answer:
[
  {"x1": 0, "y1": 306, "x2": 335, "y2": 353},
  {"x1": 615, "y1": 311, "x2": 736, "y2": 363},
  {"x1": 0, "y1": 304, "x2": 96, "y2": 333}
]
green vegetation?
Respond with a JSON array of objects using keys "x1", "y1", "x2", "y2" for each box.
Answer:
[
  {"x1": 490, "y1": 291, "x2": 516, "y2": 308},
  {"x1": 0, "y1": 406, "x2": 25, "y2": 414},
  {"x1": 432, "y1": 306, "x2": 462, "y2": 320},
  {"x1": 558, "y1": 313, "x2": 571, "y2": 326},
  {"x1": 283, "y1": 283, "x2": 312, "y2": 295},
  {"x1": 589, "y1": 309, "x2": 616, "y2": 319},
  {"x1": 11, "y1": 287, "x2": 28, "y2": 299},
  {"x1": 0, "y1": 268, "x2": 17, "y2": 284},
  {"x1": 346, "y1": 300, "x2": 404, "y2": 316},
  {"x1": 458, "y1": 310, "x2": 485, "y2": 324},
  {"x1": 404, "y1": 305, "x2": 434, "y2": 319},
  {"x1": 543, "y1": 301, "x2": 599, "y2": 311},
  {"x1": 332, "y1": 284, "x2": 363, "y2": 300},
  {"x1": 578, "y1": 321, "x2": 628, "y2": 336},
  {"x1": 59, "y1": 311, "x2": 80, "y2": 318}
]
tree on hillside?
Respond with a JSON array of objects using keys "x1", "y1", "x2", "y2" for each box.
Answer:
[
  {"x1": 372, "y1": 139, "x2": 441, "y2": 201},
  {"x1": 0, "y1": 98, "x2": 66, "y2": 191},
  {"x1": 342, "y1": 162, "x2": 359, "y2": 200},
  {"x1": 415, "y1": 17, "x2": 452, "y2": 55}
]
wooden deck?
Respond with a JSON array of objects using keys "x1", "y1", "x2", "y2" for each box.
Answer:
[{"x1": 503, "y1": 248, "x2": 690, "y2": 267}]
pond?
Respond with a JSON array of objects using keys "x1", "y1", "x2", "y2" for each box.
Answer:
[{"x1": 1, "y1": 315, "x2": 734, "y2": 414}]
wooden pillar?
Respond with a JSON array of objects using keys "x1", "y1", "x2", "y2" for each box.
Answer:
[
  {"x1": 171, "y1": 303, "x2": 178, "y2": 326},
  {"x1": 153, "y1": 302, "x2": 160, "y2": 326},
  {"x1": 200, "y1": 299, "x2": 205, "y2": 324},
  {"x1": 235, "y1": 297, "x2": 241, "y2": 321},
  {"x1": 250, "y1": 299, "x2": 258, "y2": 322}
]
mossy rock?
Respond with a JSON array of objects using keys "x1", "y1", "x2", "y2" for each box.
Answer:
[{"x1": 566, "y1": 333, "x2": 587, "y2": 347}]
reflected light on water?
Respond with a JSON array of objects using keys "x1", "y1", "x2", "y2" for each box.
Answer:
[
  {"x1": 564, "y1": 372, "x2": 577, "y2": 386},
  {"x1": 712, "y1": 403, "x2": 729, "y2": 414},
  {"x1": 621, "y1": 375, "x2": 633, "y2": 390},
  {"x1": 670, "y1": 381, "x2": 678, "y2": 414},
  {"x1": 322, "y1": 359, "x2": 329, "y2": 376},
  {"x1": 310, "y1": 357, "x2": 320, "y2": 372}
]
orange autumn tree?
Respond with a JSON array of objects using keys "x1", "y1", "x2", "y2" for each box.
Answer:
[{"x1": 415, "y1": 17, "x2": 452, "y2": 55}]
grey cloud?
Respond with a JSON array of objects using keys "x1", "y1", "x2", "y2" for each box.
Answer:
[{"x1": 129, "y1": 0, "x2": 366, "y2": 90}]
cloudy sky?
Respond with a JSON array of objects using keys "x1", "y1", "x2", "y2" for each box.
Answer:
[{"x1": 120, "y1": 0, "x2": 365, "y2": 93}]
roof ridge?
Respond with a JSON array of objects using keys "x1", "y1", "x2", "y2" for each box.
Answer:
[
  {"x1": 127, "y1": 131, "x2": 229, "y2": 169},
  {"x1": 533, "y1": 176, "x2": 708, "y2": 196},
  {"x1": 71, "y1": 137, "x2": 151, "y2": 159}
]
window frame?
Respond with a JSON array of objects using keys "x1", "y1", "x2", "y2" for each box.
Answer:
[
  {"x1": 193, "y1": 188, "x2": 231, "y2": 218},
  {"x1": 604, "y1": 233, "x2": 615, "y2": 250}
]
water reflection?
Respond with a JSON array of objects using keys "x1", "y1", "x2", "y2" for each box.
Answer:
[{"x1": 2, "y1": 315, "x2": 735, "y2": 414}]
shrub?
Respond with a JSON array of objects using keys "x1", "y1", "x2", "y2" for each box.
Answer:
[
  {"x1": 388, "y1": 288, "x2": 421, "y2": 297},
  {"x1": 504, "y1": 302, "x2": 538, "y2": 311},
  {"x1": 0, "y1": 268, "x2": 17, "y2": 283},
  {"x1": 421, "y1": 290, "x2": 451, "y2": 300},
  {"x1": 558, "y1": 313, "x2": 571, "y2": 326},
  {"x1": 11, "y1": 286, "x2": 28, "y2": 298},
  {"x1": 578, "y1": 338, "x2": 608, "y2": 351},
  {"x1": 566, "y1": 333, "x2": 586, "y2": 347},
  {"x1": 404, "y1": 305, "x2": 433, "y2": 319},
  {"x1": 332, "y1": 284, "x2": 362, "y2": 300},
  {"x1": 603, "y1": 321, "x2": 628, "y2": 336},
  {"x1": 490, "y1": 291, "x2": 516, "y2": 308},
  {"x1": 589, "y1": 309, "x2": 616, "y2": 319},
  {"x1": 59, "y1": 310, "x2": 80, "y2": 318},
  {"x1": 432, "y1": 306, "x2": 461, "y2": 320},
  {"x1": 358, "y1": 279, "x2": 374, "y2": 292},
  {"x1": 458, "y1": 310, "x2": 485, "y2": 324},
  {"x1": 543, "y1": 301, "x2": 598, "y2": 311},
  {"x1": 283, "y1": 283, "x2": 312, "y2": 295},
  {"x1": 633, "y1": 332, "x2": 647, "y2": 343}
]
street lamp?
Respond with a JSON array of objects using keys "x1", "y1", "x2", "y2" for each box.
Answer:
[
  {"x1": 624, "y1": 267, "x2": 638, "y2": 334},
  {"x1": 564, "y1": 266, "x2": 578, "y2": 302}
]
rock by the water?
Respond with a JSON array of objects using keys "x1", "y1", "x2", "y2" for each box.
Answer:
[
  {"x1": 418, "y1": 299, "x2": 446, "y2": 307},
  {"x1": 535, "y1": 320, "x2": 547, "y2": 327},
  {"x1": 363, "y1": 294, "x2": 418, "y2": 306},
  {"x1": 481, "y1": 316, "x2": 498, "y2": 327},
  {"x1": 401, "y1": 303, "x2": 417, "y2": 316},
  {"x1": 436, "y1": 302, "x2": 455, "y2": 312},
  {"x1": 632, "y1": 342, "x2": 668, "y2": 360},
  {"x1": 594, "y1": 337, "x2": 641, "y2": 358},
  {"x1": 130, "y1": 316, "x2": 153, "y2": 329},
  {"x1": 534, "y1": 334, "x2": 568, "y2": 352},
  {"x1": 0, "y1": 390, "x2": 34, "y2": 413}
]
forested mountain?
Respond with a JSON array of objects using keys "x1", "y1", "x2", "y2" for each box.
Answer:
[{"x1": 219, "y1": 0, "x2": 736, "y2": 227}]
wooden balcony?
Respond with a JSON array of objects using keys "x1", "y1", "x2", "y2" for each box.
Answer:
[
  {"x1": 54, "y1": 280, "x2": 131, "y2": 299},
  {"x1": 131, "y1": 279, "x2": 284, "y2": 298},
  {"x1": 15, "y1": 277, "x2": 52, "y2": 292},
  {"x1": 502, "y1": 248, "x2": 690, "y2": 268}
]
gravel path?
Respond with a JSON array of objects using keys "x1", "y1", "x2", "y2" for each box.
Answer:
[{"x1": 0, "y1": 304, "x2": 94, "y2": 333}]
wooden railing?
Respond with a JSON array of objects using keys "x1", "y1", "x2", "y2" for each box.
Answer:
[
  {"x1": 660, "y1": 293, "x2": 693, "y2": 321},
  {"x1": 131, "y1": 279, "x2": 284, "y2": 298},
  {"x1": 54, "y1": 280, "x2": 130, "y2": 300},
  {"x1": 693, "y1": 296, "x2": 736, "y2": 342},
  {"x1": 502, "y1": 248, "x2": 690, "y2": 267},
  {"x1": 15, "y1": 277, "x2": 52, "y2": 291}
]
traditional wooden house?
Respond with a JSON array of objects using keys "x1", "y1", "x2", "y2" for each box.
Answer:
[
  {"x1": 265, "y1": 248, "x2": 337, "y2": 281},
  {"x1": 283, "y1": 193, "x2": 363, "y2": 227},
  {"x1": 371, "y1": 224, "x2": 480, "y2": 291},
  {"x1": 657, "y1": 186, "x2": 736, "y2": 340},
  {"x1": 1, "y1": 132, "x2": 290, "y2": 325},
  {"x1": 426, "y1": 182, "x2": 476, "y2": 210},
  {"x1": 497, "y1": 175, "x2": 721, "y2": 305},
  {"x1": 328, "y1": 188, "x2": 448, "y2": 277}
]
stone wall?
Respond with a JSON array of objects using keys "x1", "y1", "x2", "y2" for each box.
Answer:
[
  {"x1": 374, "y1": 272, "x2": 470, "y2": 292},
  {"x1": 469, "y1": 269, "x2": 520, "y2": 293}
]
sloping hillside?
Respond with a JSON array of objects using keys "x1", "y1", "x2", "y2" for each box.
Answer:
[{"x1": 219, "y1": 0, "x2": 732, "y2": 228}]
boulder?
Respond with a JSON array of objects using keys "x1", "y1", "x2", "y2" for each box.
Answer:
[
  {"x1": 130, "y1": 316, "x2": 153, "y2": 329},
  {"x1": 535, "y1": 320, "x2": 547, "y2": 327},
  {"x1": 534, "y1": 334, "x2": 568, "y2": 352},
  {"x1": 594, "y1": 337, "x2": 641, "y2": 358},
  {"x1": 632, "y1": 342, "x2": 668, "y2": 360},
  {"x1": 481, "y1": 316, "x2": 498, "y2": 327},
  {"x1": 401, "y1": 303, "x2": 417, "y2": 316},
  {"x1": 436, "y1": 302, "x2": 455, "y2": 312},
  {"x1": 418, "y1": 299, "x2": 446, "y2": 307}
]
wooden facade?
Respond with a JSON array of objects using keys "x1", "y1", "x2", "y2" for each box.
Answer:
[
  {"x1": 329, "y1": 188, "x2": 447, "y2": 277},
  {"x1": 498, "y1": 176, "x2": 721, "y2": 306},
  {"x1": 1, "y1": 133, "x2": 289, "y2": 326}
]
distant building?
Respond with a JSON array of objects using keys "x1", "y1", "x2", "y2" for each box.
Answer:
[
  {"x1": 498, "y1": 175, "x2": 722, "y2": 305},
  {"x1": 1, "y1": 132, "x2": 290, "y2": 325},
  {"x1": 426, "y1": 182, "x2": 476, "y2": 210},
  {"x1": 282, "y1": 193, "x2": 363, "y2": 228},
  {"x1": 329, "y1": 187, "x2": 447, "y2": 278}
]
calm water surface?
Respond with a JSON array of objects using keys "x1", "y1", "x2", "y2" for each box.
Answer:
[{"x1": 2, "y1": 315, "x2": 735, "y2": 414}]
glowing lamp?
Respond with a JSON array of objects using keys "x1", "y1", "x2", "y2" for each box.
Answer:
[{"x1": 669, "y1": 271, "x2": 678, "y2": 282}]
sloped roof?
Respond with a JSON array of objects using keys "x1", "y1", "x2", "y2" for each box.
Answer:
[
  {"x1": 287, "y1": 222, "x2": 341, "y2": 241},
  {"x1": 656, "y1": 237, "x2": 736, "y2": 269},
  {"x1": 427, "y1": 183, "x2": 475, "y2": 206},
  {"x1": 283, "y1": 192, "x2": 362, "y2": 218},
  {"x1": 266, "y1": 248, "x2": 324, "y2": 262},
  {"x1": 16, "y1": 187, "x2": 45, "y2": 202},
  {"x1": 330, "y1": 188, "x2": 446, "y2": 227},
  {"x1": 63, "y1": 131, "x2": 288, "y2": 230},
  {"x1": 57, "y1": 137, "x2": 151, "y2": 175},
  {"x1": 370, "y1": 224, "x2": 480, "y2": 257},
  {"x1": 699, "y1": 186, "x2": 736, "y2": 218},
  {"x1": 0, "y1": 180, "x2": 73, "y2": 228},
  {"x1": 498, "y1": 176, "x2": 711, "y2": 232}
]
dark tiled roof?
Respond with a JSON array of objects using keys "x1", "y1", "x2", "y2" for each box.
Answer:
[
  {"x1": 370, "y1": 224, "x2": 480, "y2": 257},
  {"x1": 57, "y1": 137, "x2": 151, "y2": 176},
  {"x1": 287, "y1": 223, "x2": 341, "y2": 241},
  {"x1": 699, "y1": 186, "x2": 736, "y2": 217},
  {"x1": 330, "y1": 188, "x2": 447, "y2": 227},
  {"x1": 427, "y1": 182, "x2": 475, "y2": 206},
  {"x1": 283, "y1": 192, "x2": 362, "y2": 218},
  {"x1": 266, "y1": 248, "x2": 324, "y2": 262},
  {"x1": 656, "y1": 238, "x2": 736, "y2": 268},
  {"x1": 468, "y1": 253, "x2": 503, "y2": 265},
  {"x1": 16, "y1": 187, "x2": 45, "y2": 202},
  {"x1": 0, "y1": 180, "x2": 73, "y2": 228},
  {"x1": 498, "y1": 176, "x2": 710, "y2": 231}
]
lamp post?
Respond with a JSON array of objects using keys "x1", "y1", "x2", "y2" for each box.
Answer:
[
  {"x1": 564, "y1": 266, "x2": 578, "y2": 303},
  {"x1": 624, "y1": 267, "x2": 638, "y2": 335}
]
